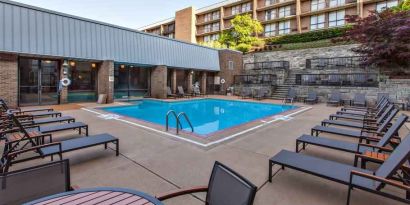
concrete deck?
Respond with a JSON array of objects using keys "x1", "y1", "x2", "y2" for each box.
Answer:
[{"x1": 4, "y1": 96, "x2": 410, "y2": 205}]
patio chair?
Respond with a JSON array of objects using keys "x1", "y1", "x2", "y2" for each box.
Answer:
[
  {"x1": 353, "y1": 74, "x2": 367, "y2": 86},
  {"x1": 328, "y1": 74, "x2": 342, "y2": 86},
  {"x1": 336, "y1": 99, "x2": 389, "y2": 117},
  {"x1": 341, "y1": 95, "x2": 388, "y2": 112},
  {"x1": 167, "y1": 87, "x2": 178, "y2": 99},
  {"x1": 0, "y1": 99, "x2": 61, "y2": 118},
  {"x1": 297, "y1": 113, "x2": 406, "y2": 161},
  {"x1": 283, "y1": 88, "x2": 297, "y2": 104},
  {"x1": 240, "y1": 87, "x2": 252, "y2": 99},
  {"x1": 157, "y1": 161, "x2": 257, "y2": 205},
  {"x1": 193, "y1": 86, "x2": 206, "y2": 97},
  {"x1": 329, "y1": 102, "x2": 392, "y2": 122},
  {"x1": 322, "y1": 106, "x2": 397, "y2": 130},
  {"x1": 177, "y1": 86, "x2": 193, "y2": 98},
  {"x1": 0, "y1": 98, "x2": 54, "y2": 113},
  {"x1": 304, "y1": 91, "x2": 318, "y2": 104},
  {"x1": 254, "y1": 88, "x2": 267, "y2": 100},
  {"x1": 352, "y1": 93, "x2": 367, "y2": 107},
  {"x1": 311, "y1": 113, "x2": 407, "y2": 141},
  {"x1": 269, "y1": 133, "x2": 410, "y2": 205},
  {"x1": 326, "y1": 91, "x2": 342, "y2": 106},
  {"x1": 0, "y1": 159, "x2": 71, "y2": 205}
]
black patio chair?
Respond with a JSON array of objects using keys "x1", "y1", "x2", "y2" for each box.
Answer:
[
  {"x1": 269, "y1": 133, "x2": 410, "y2": 205},
  {"x1": 326, "y1": 91, "x2": 342, "y2": 106},
  {"x1": 304, "y1": 91, "x2": 318, "y2": 104},
  {"x1": 0, "y1": 99, "x2": 61, "y2": 118},
  {"x1": 157, "y1": 161, "x2": 257, "y2": 205},
  {"x1": 283, "y1": 88, "x2": 297, "y2": 104},
  {"x1": 336, "y1": 99, "x2": 389, "y2": 117},
  {"x1": 330, "y1": 102, "x2": 393, "y2": 122},
  {"x1": 328, "y1": 74, "x2": 342, "y2": 86},
  {"x1": 240, "y1": 87, "x2": 252, "y2": 99}
]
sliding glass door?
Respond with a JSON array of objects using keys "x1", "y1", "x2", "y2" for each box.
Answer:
[{"x1": 114, "y1": 65, "x2": 150, "y2": 99}]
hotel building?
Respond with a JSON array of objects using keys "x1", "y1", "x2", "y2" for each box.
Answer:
[{"x1": 139, "y1": 0, "x2": 400, "y2": 43}]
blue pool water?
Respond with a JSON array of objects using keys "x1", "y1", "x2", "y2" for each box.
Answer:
[{"x1": 102, "y1": 99, "x2": 296, "y2": 136}]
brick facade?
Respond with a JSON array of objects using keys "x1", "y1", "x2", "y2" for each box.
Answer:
[
  {"x1": 98, "y1": 60, "x2": 115, "y2": 103},
  {"x1": 0, "y1": 54, "x2": 18, "y2": 107},
  {"x1": 150, "y1": 65, "x2": 168, "y2": 99},
  {"x1": 217, "y1": 49, "x2": 244, "y2": 91}
]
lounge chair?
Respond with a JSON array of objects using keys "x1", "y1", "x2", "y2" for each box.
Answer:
[
  {"x1": 0, "y1": 159, "x2": 71, "y2": 205},
  {"x1": 326, "y1": 91, "x2": 342, "y2": 106},
  {"x1": 329, "y1": 101, "x2": 392, "y2": 122},
  {"x1": 377, "y1": 93, "x2": 390, "y2": 104},
  {"x1": 304, "y1": 91, "x2": 318, "y2": 104},
  {"x1": 352, "y1": 93, "x2": 367, "y2": 107},
  {"x1": 341, "y1": 95, "x2": 388, "y2": 112},
  {"x1": 177, "y1": 86, "x2": 193, "y2": 98},
  {"x1": 269, "y1": 134, "x2": 410, "y2": 205},
  {"x1": 193, "y1": 86, "x2": 206, "y2": 97},
  {"x1": 311, "y1": 113, "x2": 407, "y2": 140},
  {"x1": 2, "y1": 114, "x2": 119, "y2": 165},
  {"x1": 240, "y1": 87, "x2": 252, "y2": 99},
  {"x1": 254, "y1": 88, "x2": 267, "y2": 100},
  {"x1": 296, "y1": 115, "x2": 408, "y2": 165},
  {"x1": 156, "y1": 161, "x2": 257, "y2": 205},
  {"x1": 167, "y1": 87, "x2": 178, "y2": 99},
  {"x1": 336, "y1": 99, "x2": 389, "y2": 117},
  {"x1": 322, "y1": 106, "x2": 397, "y2": 130},
  {"x1": 0, "y1": 98, "x2": 54, "y2": 113},
  {"x1": 283, "y1": 88, "x2": 297, "y2": 104}
]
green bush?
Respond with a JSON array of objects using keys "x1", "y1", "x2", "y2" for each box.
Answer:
[
  {"x1": 266, "y1": 26, "x2": 351, "y2": 45},
  {"x1": 235, "y1": 43, "x2": 252, "y2": 53}
]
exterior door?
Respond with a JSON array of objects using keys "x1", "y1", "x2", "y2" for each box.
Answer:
[{"x1": 19, "y1": 58, "x2": 59, "y2": 106}]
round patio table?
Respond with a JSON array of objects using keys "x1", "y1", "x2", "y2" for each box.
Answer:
[{"x1": 24, "y1": 187, "x2": 164, "y2": 205}]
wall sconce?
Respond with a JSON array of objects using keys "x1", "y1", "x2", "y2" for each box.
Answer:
[
  {"x1": 62, "y1": 60, "x2": 69, "y2": 67},
  {"x1": 91, "y1": 63, "x2": 97, "y2": 68},
  {"x1": 44, "y1": 60, "x2": 52, "y2": 64},
  {"x1": 69, "y1": 61, "x2": 76, "y2": 67},
  {"x1": 120, "y1": 65, "x2": 125, "y2": 69},
  {"x1": 190, "y1": 70, "x2": 194, "y2": 74}
]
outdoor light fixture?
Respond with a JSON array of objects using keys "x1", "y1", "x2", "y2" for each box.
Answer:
[
  {"x1": 44, "y1": 60, "x2": 52, "y2": 64},
  {"x1": 91, "y1": 63, "x2": 97, "y2": 68},
  {"x1": 70, "y1": 61, "x2": 76, "y2": 67},
  {"x1": 120, "y1": 65, "x2": 125, "y2": 69},
  {"x1": 62, "y1": 60, "x2": 69, "y2": 67}
]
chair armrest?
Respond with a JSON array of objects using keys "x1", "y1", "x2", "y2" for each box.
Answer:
[
  {"x1": 350, "y1": 170, "x2": 410, "y2": 191},
  {"x1": 7, "y1": 142, "x2": 61, "y2": 158},
  {"x1": 156, "y1": 186, "x2": 208, "y2": 201},
  {"x1": 357, "y1": 143, "x2": 393, "y2": 152}
]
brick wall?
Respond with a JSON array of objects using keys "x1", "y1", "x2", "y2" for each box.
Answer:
[
  {"x1": 175, "y1": 7, "x2": 196, "y2": 43},
  {"x1": 0, "y1": 54, "x2": 18, "y2": 107},
  {"x1": 98, "y1": 60, "x2": 114, "y2": 103},
  {"x1": 218, "y1": 49, "x2": 244, "y2": 91},
  {"x1": 151, "y1": 65, "x2": 168, "y2": 99}
]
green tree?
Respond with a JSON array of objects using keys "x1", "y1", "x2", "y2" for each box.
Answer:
[
  {"x1": 219, "y1": 14, "x2": 263, "y2": 53},
  {"x1": 392, "y1": 0, "x2": 410, "y2": 12}
]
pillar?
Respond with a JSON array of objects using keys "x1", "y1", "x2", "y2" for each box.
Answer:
[
  {"x1": 98, "y1": 60, "x2": 115, "y2": 103},
  {"x1": 187, "y1": 70, "x2": 193, "y2": 94},
  {"x1": 201, "y1": 72, "x2": 207, "y2": 94},
  {"x1": 59, "y1": 60, "x2": 68, "y2": 104},
  {"x1": 150, "y1": 65, "x2": 168, "y2": 99},
  {"x1": 172, "y1": 69, "x2": 177, "y2": 93},
  {"x1": 0, "y1": 54, "x2": 18, "y2": 107}
]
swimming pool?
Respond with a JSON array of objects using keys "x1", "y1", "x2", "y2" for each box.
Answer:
[{"x1": 102, "y1": 99, "x2": 296, "y2": 136}]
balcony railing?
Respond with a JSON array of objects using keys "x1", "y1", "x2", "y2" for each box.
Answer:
[
  {"x1": 264, "y1": 0, "x2": 296, "y2": 7},
  {"x1": 244, "y1": 61, "x2": 290, "y2": 70},
  {"x1": 306, "y1": 56, "x2": 366, "y2": 69},
  {"x1": 303, "y1": 0, "x2": 357, "y2": 13},
  {"x1": 295, "y1": 73, "x2": 378, "y2": 87},
  {"x1": 264, "y1": 8, "x2": 297, "y2": 21},
  {"x1": 234, "y1": 74, "x2": 277, "y2": 85}
]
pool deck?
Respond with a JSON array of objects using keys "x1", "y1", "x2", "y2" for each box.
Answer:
[{"x1": 5, "y1": 95, "x2": 410, "y2": 205}]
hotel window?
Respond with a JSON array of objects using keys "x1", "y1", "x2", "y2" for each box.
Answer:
[
  {"x1": 310, "y1": 14, "x2": 325, "y2": 30},
  {"x1": 376, "y1": 0, "x2": 398, "y2": 12},
  {"x1": 264, "y1": 23, "x2": 276, "y2": 37},
  {"x1": 242, "y1": 2, "x2": 252, "y2": 12},
  {"x1": 204, "y1": 35, "x2": 211, "y2": 42},
  {"x1": 265, "y1": 0, "x2": 276, "y2": 6},
  {"x1": 211, "y1": 34, "x2": 220, "y2": 41},
  {"x1": 212, "y1": 23, "x2": 220, "y2": 31},
  {"x1": 278, "y1": 6, "x2": 292, "y2": 18},
  {"x1": 212, "y1": 11, "x2": 220, "y2": 20},
  {"x1": 266, "y1": 9, "x2": 277, "y2": 20},
  {"x1": 232, "y1": 5, "x2": 241, "y2": 15},
  {"x1": 329, "y1": 10, "x2": 345, "y2": 27},
  {"x1": 278, "y1": 20, "x2": 291, "y2": 34},
  {"x1": 204, "y1": 13, "x2": 212, "y2": 22},
  {"x1": 168, "y1": 33, "x2": 175, "y2": 39},
  {"x1": 204, "y1": 24, "x2": 211, "y2": 33},
  {"x1": 311, "y1": 0, "x2": 326, "y2": 11},
  {"x1": 329, "y1": 0, "x2": 345, "y2": 7}
]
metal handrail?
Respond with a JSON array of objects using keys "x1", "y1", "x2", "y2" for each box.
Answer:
[
  {"x1": 166, "y1": 110, "x2": 180, "y2": 134},
  {"x1": 177, "y1": 112, "x2": 194, "y2": 133}
]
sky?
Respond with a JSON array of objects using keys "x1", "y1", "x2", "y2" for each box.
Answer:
[{"x1": 12, "y1": 0, "x2": 223, "y2": 29}]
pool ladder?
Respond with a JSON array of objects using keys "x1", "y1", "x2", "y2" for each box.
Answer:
[{"x1": 165, "y1": 110, "x2": 194, "y2": 135}]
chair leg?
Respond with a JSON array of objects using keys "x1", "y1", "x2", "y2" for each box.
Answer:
[
  {"x1": 268, "y1": 161, "x2": 273, "y2": 182},
  {"x1": 116, "y1": 140, "x2": 119, "y2": 156}
]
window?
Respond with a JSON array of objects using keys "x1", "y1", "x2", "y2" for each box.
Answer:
[
  {"x1": 278, "y1": 21, "x2": 291, "y2": 34},
  {"x1": 211, "y1": 34, "x2": 220, "y2": 41},
  {"x1": 310, "y1": 14, "x2": 325, "y2": 30},
  {"x1": 229, "y1": 61, "x2": 234, "y2": 70},
  {"x1": 265, "y1": 0, "x2": 275, "y2": 6},
  {"x1": 329, "y1": 0, "x2": 345, "y2": 7},
  {"x1": 376, "y1": 0, "x2": 398, "y2": 12},
  {"x1": 311, "y1": 0, "x2": 326, "y2": 11},
  {"x1": 204, "y1": 13, "x2": 212, "y2": 22},
  {"x1": 266, "y1": 9, "x2": 277, "y2": 20},
  {"x1": 212, "y1": 23, "x2": 220, "y2": 31},
  {"x1": 114, "y1": 65, "x2": 150, "y2": 99},
  {"x1": 212, "y1": 11, "x2": 220, "y2": 20},
  {"x1": 278, "y1": 6, "x2": 292, "y2": 18},
  {"x1": 329, "y1": 10, "x2": 345, "y2": 27},
  {"x1": 232, "y1": 5, "x2": 241, "y2": 15},
  {"x1": 204, "y1": 35, "x2": 211, "y2": 42},
  {"x1": 242, "y1": 2, "x2": 252, "y2": 12},
  {"x1": 264, "y1": 23, "x2": 276, "y2": 37},
  {"x1": 168, "y1": 33, "x2": 175, "y2": 39},
  {"x1": 204, "y1": 24, "x2": 211, "y2": 33}
]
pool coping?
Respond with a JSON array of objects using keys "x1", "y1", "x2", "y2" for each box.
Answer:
[{"x1": 82, "y1": 98, "x2": 312, "y2": 148}]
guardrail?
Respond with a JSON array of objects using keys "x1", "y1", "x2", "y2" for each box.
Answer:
[
  {"x1": 244, "y1": 61, "x2": 290, "y2": 70},
  {"x1": 295, "y1": 73, "x2": 378, "y2": 87},
  {"x1": 306, "y1": 56, "x2": 365, "y2": 69},
  {"x1": 234, "y1": 74, "x2": 277, "y2": 85}
]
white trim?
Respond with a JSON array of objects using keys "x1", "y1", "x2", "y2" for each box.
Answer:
[{"x1": 81, "y1": 106, "x2": 312, "y2": 148}]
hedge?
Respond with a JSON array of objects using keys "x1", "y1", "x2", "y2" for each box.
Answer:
[{"x1": 266, "y1": 26, "x2": 351, "y2": 45}]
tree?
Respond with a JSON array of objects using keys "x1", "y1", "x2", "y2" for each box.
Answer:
[
  {"x1": 392, "y1": 0, "x2": 410, "y2": 12},
  {"x1": 339, "y1": 9, "x2": 410, "y2": 74},
  {"x1": 219, "y1": 14, "x2": 263, "y2": 53}
]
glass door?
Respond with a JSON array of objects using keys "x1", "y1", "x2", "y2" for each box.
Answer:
[{"x1": 19, "y1": 58, "x2": 60, "y2": 106}]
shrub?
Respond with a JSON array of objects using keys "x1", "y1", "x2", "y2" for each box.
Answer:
[
  {"x1": 266, "y1": 26, "x2": 351, "y2": 45},
  {"x1": 235, "y1": 43, "x2": 252, "y2": 53}
]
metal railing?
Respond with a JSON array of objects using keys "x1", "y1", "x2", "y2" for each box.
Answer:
[
  {"x1": 165, "y1": 110, "x2": 194, "y2": 135},
  {"x1": 244, "y1": 61, "x2": 289, "y2": 70},
  {"x1": 234, "y1": 74, "x2": 277, "y2": 85},
  {"x1": 306, "y1": 56, "x2": 365, "y2": 69},
  {"x1": 295, "y1": 73, "x2": 379, "y2": 87}
]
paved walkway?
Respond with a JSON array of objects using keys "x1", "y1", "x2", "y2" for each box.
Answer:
[{"x1": 5, "y1": 98, "x2": 410, "y2": 205}]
